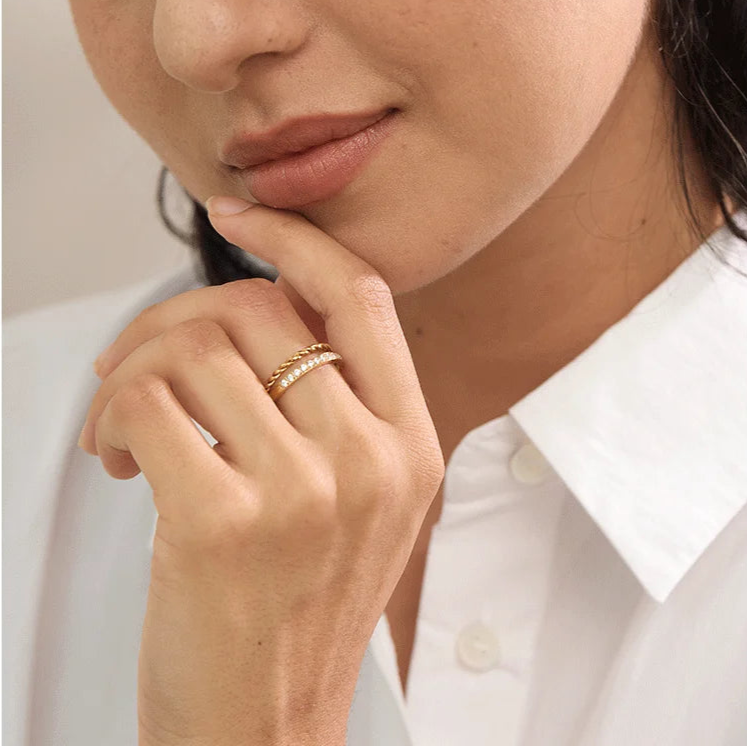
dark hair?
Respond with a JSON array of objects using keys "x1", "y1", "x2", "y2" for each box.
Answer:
[{"x1": 158, "y1": 0, "x2": 747, "y2": 286}]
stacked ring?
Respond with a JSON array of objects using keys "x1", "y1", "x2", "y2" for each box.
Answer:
[{"x1": 263, "y1": 343, "x2": 344, "y2": 403}]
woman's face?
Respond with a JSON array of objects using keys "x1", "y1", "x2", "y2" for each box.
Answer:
[{"x1": 69, "y1": 0, "x2": 649, "y2": 295}]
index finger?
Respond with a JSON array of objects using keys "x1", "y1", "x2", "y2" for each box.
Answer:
[{"x1": 206, "y1": 201, "x2": 428, "y2": 430}]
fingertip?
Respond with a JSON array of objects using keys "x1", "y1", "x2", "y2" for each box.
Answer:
[{"x1": 205, "y1": 195, "x2": 258, "y2": 217}]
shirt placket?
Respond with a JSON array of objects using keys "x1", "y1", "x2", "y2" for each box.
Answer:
[{"x1": 404, "y1": 428, "x2": 566, "y2": 745}]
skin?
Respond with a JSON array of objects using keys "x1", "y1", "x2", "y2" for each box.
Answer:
[
  {"x1": 69, "y1": 0, "x2": 729, "y2": 733},
  {"x1": 79, "y1": 204, "x2": 446, "y2": 743}
]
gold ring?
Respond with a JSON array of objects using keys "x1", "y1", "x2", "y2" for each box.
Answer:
[
  {"x1": 266, "y1": 350, "x2": 343, "y2": 403},
  {"x1": 263, "y1": 342, "x2": 332, "y2": 392}
]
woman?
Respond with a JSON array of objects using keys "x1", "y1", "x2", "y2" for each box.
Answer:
[{"x1": 4, "y1": 0, "x2": 747, "y2": 743}]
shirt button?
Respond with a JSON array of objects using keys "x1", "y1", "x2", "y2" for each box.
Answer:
[
  {"x1": 509, "y1": 441, "x2": 552, "y2": 485},
  {"x1": 456, "y1": 621, "x2": 501, "y2": 671}
]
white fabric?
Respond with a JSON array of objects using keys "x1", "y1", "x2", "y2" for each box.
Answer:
[{"x1": 4, "y1": 212, "x2": 747, "y2": 745}]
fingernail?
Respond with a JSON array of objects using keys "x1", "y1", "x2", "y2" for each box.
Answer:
[{"x1": 205, "y1": 195, "x2": 255, "y2": 216}]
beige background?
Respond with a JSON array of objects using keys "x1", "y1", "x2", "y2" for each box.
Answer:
[{"x1": 3, "y1": 0, "x2": 192, "y2": 320}]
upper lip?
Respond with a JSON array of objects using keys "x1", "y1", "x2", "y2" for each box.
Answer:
[{"x1": 221, "y1": 107, "x2": 395, "y2": 170}]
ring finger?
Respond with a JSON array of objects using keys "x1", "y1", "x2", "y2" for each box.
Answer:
[
  {"x1": 90, "y1": 277, "x2": 368, "y2": 444},
  {"x1": 89, "y1": 317, "x2": 303, "y2": 477}
]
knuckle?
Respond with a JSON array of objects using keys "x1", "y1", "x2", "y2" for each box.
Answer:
[
  {"x1": 259, "y1": 495, "x2": 338, "y2": 551},
  {"x1": 275, "y1": 461, "x2": 339, "y2": 536},
  {"x1": 311, "y1": 472, "x2": 340, "y2": 513},
  {"x1": 112, "y1": 373, "x2": 171, "y2": 418},
  {"x1": 301, "y1": 448, "x2": 339, "y2": 497},
  {"x1": 217, "y1": 277, "x2": 295, "y2": 324},
  {"x1": 339, "y1": 428, "x2": 404, "y2": 515},
  {"x1": 345, "y1": 272, "x2": 395, "y2": 316},
  {"x1": 163, "y1": 318, "x2": 232, "y2": 363}
]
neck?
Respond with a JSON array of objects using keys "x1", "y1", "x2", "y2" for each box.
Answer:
[{"x1": 394, "y1": 26, "x2": 726, "y2": 450}]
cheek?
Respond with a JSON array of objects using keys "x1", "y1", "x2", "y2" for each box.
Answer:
[
  {"x1": 510, "y1": 0, "x2": 649, "y2": 159},
  {"x1": 423, "y1": 0, "x2": 648, "y2": 183},
  {"x1": 307, "y1": 0, "x2": 649, "y2": 294}
]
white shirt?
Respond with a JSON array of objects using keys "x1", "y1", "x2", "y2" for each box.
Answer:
[{"x1": 4, "y1": 211, "x2": 747, "y2": 745}]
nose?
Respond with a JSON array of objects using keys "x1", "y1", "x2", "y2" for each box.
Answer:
[{"x1": 153, "y1": 0, "x2": 310, "y2": 93}]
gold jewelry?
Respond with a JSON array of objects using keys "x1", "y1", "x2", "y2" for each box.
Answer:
[
  {"x1": 264, "y1": 343, "x2": 331, "y2": 391},
  {"x1": 263, "y1": 343, "x2": 343, "y2": 403}
]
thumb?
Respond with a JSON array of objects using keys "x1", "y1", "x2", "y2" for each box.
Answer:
[{"x1": 273, "y1": 274, "x2": 329, "y2": 346}]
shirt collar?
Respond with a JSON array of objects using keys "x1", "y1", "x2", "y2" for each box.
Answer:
[{"x1": 508, "y1": 210, "x2": 747, "y2": 603}]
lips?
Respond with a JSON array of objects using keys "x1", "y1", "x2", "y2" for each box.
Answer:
[
  {"x1": 221, "y1": 108, "x2": 396, "y2": 170},
  {"x1": 226, "y1": 109, "x2": 401, "y2": 209}
]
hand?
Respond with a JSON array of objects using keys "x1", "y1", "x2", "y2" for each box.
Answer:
[{"x1": 78, "y1": 197, "x2": 445, "y2": 745}]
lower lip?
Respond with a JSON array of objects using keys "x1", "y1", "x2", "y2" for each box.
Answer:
[{"x1": 237, "y1": 109, "x2": 400, "y2": 209}]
